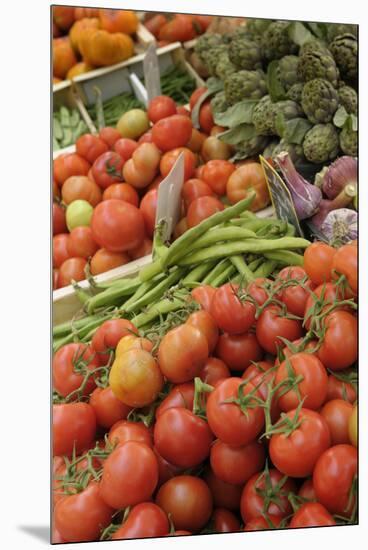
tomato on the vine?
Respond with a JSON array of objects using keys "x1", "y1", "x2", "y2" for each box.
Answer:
[
  {"x1": 303, "y1": 242, "x2": 336, "y2": 285},
  {"x1": 290, "y1": 503, "x2": 336, "y2": 528},
  {"x1": 90, "y1": 386, "x2": 132, "y2": 429},
  {"x1": 112, "y1": 502, "x2": 169, "y2": 540},
  {"x1": 53, "y1": 343, "x2": 100, "y2": 398},
  {"x1": 210, "y1": 283, "x2": 256, "y2": 335},
  {"x1": 92, "y1": 152, "x2": 124, "y2": 189},
  {"x1": 156, "y1": 382, "x2": 195, "y2": 418},
  {"x1": 320, "y1": 399, "x2": 354, "y2": 445},
  {"x1": 317, "y1": 310, "x2": 357, "y2": 371},
  {"x1": 53, "y1": 402, "x2": 96, "y2": 457},
  {"x1": 108, "y1": 420, "x2": 152, "y2": 448},
  {"x1": 256, "y1": 305, "x2": 303, "y2": 355},
  {"x1": 210, "y1": 439, "x2": 265, "y2": 486},
  {"x1": 215, "y1": 332, "x2": 263, "y2": 371}
]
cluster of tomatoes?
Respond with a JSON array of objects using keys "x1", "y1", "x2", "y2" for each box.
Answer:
[
  {"x1": 52, "y1": 240, "x2": 357, "y2": 543},
  {"x1": 144, "y1": 12, "x2": 213, "y2": 46}
]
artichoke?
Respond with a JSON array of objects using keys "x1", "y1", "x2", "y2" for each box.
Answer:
[
  {"x1": 194, "y1": 33, "x2": 224, "y2": 63},
  {"x1": 297, "y1": 50, "x2": 339, "y2": 88},
  {"x1": 201, "y1": 44, "x2": 228, "y2": 76},
  {"x1": 224, "y1": 70, "x2": 267, "y2": 104},
  {"x1": 327, "y1": 23, "x2": 358, "y2": 43},
  {"x1": 278, "y1": 55, "x2": 300, "y2": 90},
  {"x1": 228, "y1": 36, "x2": 263, "y2": 70},
  {"x1": 301, "y1": 79, "x2": 339, "y2": 123},
  {"x1": 215, "y1": 52, "x2": 237, "y2": 81},
  {"x1": 286, "y1": 82, "x2": 303, "y2": 103},
  {"x1": 252, "y1": 96, "x2": 302, "y2": 136},
  {"x1": 261, "y1": 21, "x2": 298, "y2": 61},
  {"x1": 210, "y1": 91, "x2": 229, "y2": 115},
  {"x1": 329, "y1": 33, "x2": 357, "y2": 81},
  {"x1": 299, "y1": 40, "x2": 330, "y2": 57},
  {"x1": 339, "y1": 127, "x2": 357, "y2": 156},
  {"x1": 262, "y1": 140, "x2": 279, "y2": 158},
  {"x1": 303, "y1": 123, "x2": 340, "y2": 163},
  {"x1": 245, "y1": 18, "x2": 273, "y2": 38},
  {"x1": 234, "y1": 135, "x2": 269, "y2": 158},
  {"x1": 338, "y1": 85, "x2": 357, "y2": 115},
  {"x1": 272, "y1": 139, "x2": 305, "y2": 164}
]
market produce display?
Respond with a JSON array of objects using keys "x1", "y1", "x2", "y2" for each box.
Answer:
[{"x1": 143, "y1": 12, "x2": 214, "y2": 46}]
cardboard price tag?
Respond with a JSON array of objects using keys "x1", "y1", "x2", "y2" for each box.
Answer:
[
  {"x1": 128, "y1": 72, "x2": 148, "y2": 106},
  {"x1": 143, "y1": 43, "x2": 161, "y2": 103},
  {"x1": 259, "y1": 155, "x2": 304, "y2": 237},
  {"x1": 155, "y1": 152, "x2": 185, "y2": 243}
]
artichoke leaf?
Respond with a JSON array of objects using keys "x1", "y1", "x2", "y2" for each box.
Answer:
[
  {"x1": 288, "y1": 21, "x2": 315, "y2": 46},
  {"x1": 213, "y1": 100, "x2": 258, "y2": 128},
  {"x1": 217, "y1": 123, "x2": 257, "y2": 145},
  {"x1": 276, "y1": 115, "x2": 313, "y2": 144},
  {"x1": 333, "y1": 105, "x2": 349, "y2": 128},
  {"x1": 191, "y1": 78, "x2": 223, "y2": 129},
  {"x1": 267, "y1": 60, "x2": 287, "y2": 102}
]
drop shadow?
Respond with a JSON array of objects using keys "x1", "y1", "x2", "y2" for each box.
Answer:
[{"x1": 18, "y1": 525, "x2": 50, "y2": 543}]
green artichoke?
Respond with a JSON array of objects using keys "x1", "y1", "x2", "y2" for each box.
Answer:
[
  {"x1": 215, "y1": 52, "x2": 237, "y2": 81},
  {"x1": 303, "y1": 123, "x2": 340, "y2": 163},
  {"x1": 299, "y1": 40, "x2": 330, "y2": 57},
  {"x1": 233, "y1": 135, "x2": 269, "y2": 159},
  {"x1": 201, "y1": 44, "x2": 228, "y2": 76},
  {"x1": 262, "y1": 140, "x2": 279, "y2": 158},
  {"x1": 286, "y1": 82, "x2": 303, "y2": 103},
  {"x1": 277, "y1": 55, "x2": 300, "y2": 90},
  {"x1": 338, "y1": 85, "x2": 357, "y2": 115},
  {"x1": 252, "y1": 96, "x2": 302, "y2": 136},
  {"x1": 224, "y1": 70, "x2": 267, "y2": 105},
  {"x1": 329, "y1": 33, "x2": 357, "y2": 81},
  {"x1": 210, "y1": 91, "x2": 229, "y2": 115},
  {"x1": 272, "y1": 139, "x2": 305, "y2": 164},
  {"x1": 301, "y1": 78, "x2": 339, "y2": 123},
  {"x1": 339, "y1": 127, "x2": 357, "y2": 156},
  {"x1": 261, "y1": 21, "x2": 298, "y2": 61},
  {"x1": 228, "y1": 36, "x2": 263, "y2": 70},
  {"x1": 194, "y1": 33, "x2": 224, "y2": 63},
  {"x1": 327, "y1": 23, "x2": 358, "y2": 43},
  {"x1": 245, "y1": 18, "x2": 273, "y2": 39},
  {"x1": 297, "y1": 50, "x2": 339, "y2": 87}
]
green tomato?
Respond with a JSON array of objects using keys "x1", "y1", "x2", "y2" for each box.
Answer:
[
  {"x1": 66, "y1": 200, "x2": 94, "y2": 231},
  {"x1": 348, "y1": 404, "x2": 357, "y2": 447},
  {"x1": 117, "y1": 109, "x2": 150, "y2": 139}
]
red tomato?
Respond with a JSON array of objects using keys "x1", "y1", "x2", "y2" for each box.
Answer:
[
  {"x1": 59, "y1": 257, "x2": 87, "y2": 287},
  {"x1": 182, "y1": 178, "x2": 214, "y2": 210},
  {"x1": 76, "y1": 134, "x2": 109, "y2": 164},
  {"x1": 61, "y1": 175, "x2": 102, "y2": 207},
  {"x1": 189, "y1": 87, "x2": 207, "y2": 110},
  {"x1": 154, "y1": 408, "x2": 213, "y2": 468},
  {"x1": 92, "y1": 152, "x2": 124, "y2": 190},
  {"x1": 108, "y1": 420, "x2": 152, "y2": 448},
  {"x1": 158, "y1": 14, "x2": 198, "y2": 42},
  {"x1": 320, "y1": 399, "x2": 353, "y2": 445},
  {"x1": 54, "y1": 481, "x2": 113, "y2": 542},
  {"x1": 298, "y1": 478, "x2": 316, "y2": 501},
  {"x1": 91, "y1": 318, "x2": 138, "y2": 360},
  {"x1": 210, "y1": 439, "x2": 265, "y2": 485},
  {"x1": 160, "y1": 147, "x2": 196, "y2": 180},
  {"x1": 247, "y1": 277, "x2": 272, "y2": 306},
  {"x1": 156, "y1": 382, "x2": 195, "y2": 418},
  {"x1": 129, "y1": 238, "x2": 153, "y2": 259},
  {"x1": 53, "y1": 402, "x2": 96, "y2": 456},
  {"x1": 277, "y1": 266, "x2": 314, "y2": 317},
  {"x1": 148, "y1": 95, "x2": 177, "y2": 123},
  {"x1": 112, "y1": 502, "x2": 169, "y2": 539},
  {"x1": 206, "y1": 378, "x2": 264, "y2": 446},
  {"x1": 156, "y1": 475, "x2": 213, "y2": 532},
  {"x1": 326, "y1": 373, "x2": 357, "y2": 403},
  {"x1": 102, "y1": 183, "x2": 139, "y2": 206},
  {"x1": 191, "y1": 285, "x2": 216, "y2": 312},
  {"x1": 290, "y1": 502, "x2": 336, "y2": 528},
  {"x1": 304, "y1": 281, "x2": 351, "y2": 330},
  {"x1": 113, "y1": 138, "x2": 138, "y2": 161},
  {"x1": 90, "y1": 248, "x2": 130, "y2": 275},
  {"x1": 313, "y1": 444, "x2": 357, "y2": 516},
  {"x1": 99, "y1": 127, "x2": 121, "y2": 148},
  {"x1": 138, "y1": 130, "x2": 153, "y2": 144},
  {"x1": 241, "y1": 468, "x2": 297, "y2": 522},
  {"x1": 215, "y1": 332, "x2": 263, "y2": 371},
  {"x1": 199, "y1": 101, "x2": 214, "y2": 134},
  {"x1": 304, "y1": 242, "x2": 336, "y2": 285},
  {"x1": 67, "y1": 226, "x2": 98, "y2": 259},
  {"x1": 176, "y1": 105, "x2": 191, "y2": 117},
  {"x1": 186, "y1": 310, "x2": 219, "y2": 353},
  {"x1": 53, "y1": 234, "x2": 71, "y2": 268},
  {"x1": 244, "y1": 515, "x2": 283, "y2": 531},
  {"x1": 332, "y1": 243, "x2": 357, "y2": 295},
  {"x1": 317, "y1": 311, "x2": 357, "y2": 371},
  {"x1": 54, "y1": 153, "x2": 90, "y2": 186},
  {"x1": 241, "y1": 362, "x2": 280, "y2": 423},
  {"x1": 100, "y1": 442, "x2": 158, "y2": 509},
  {"x1": 53, "y1": 203, "x2": 67, "y2": 235},
  {"x1": 202, "y1": 160, "x2": 235, "y2": 195},
  {"x1": 53, "y1": 343, "x2": 100, "y2": 398},
  {"x1": 158, "y1": 324, "x2": 209, "y2": 383},
  {"x1": 212, "y1": 508, "x2": 241, "y2": 533},
  {"x1": 90, "y1": 386, "x2": 132, "y2": 429},
  {"x1": 204, "y1": 469, "x2": 242, "y2": 511},
  {"x1": 199, "y1": 357, "x2": 230, "y2": 385},
  {"x1": 269, "y1": 408, "x2": 331, "y2": 477},
  {"x1": 53, "y1": 269, "x2": 60, "y2": 290},
  {"x1": 211, "y1": 283, "x2": 256, "y2": 335},
  {"x1": 52, "y1": 525, "x2": 66, "y2": 543},
  {"x1": 91, "y1": 199, "x2": 145, "y2": 252},
  {"x1": 256, "y1": 305, "x2": 303, "y2": 355},
  {"x1": 154, "y1": 447, "x2": 184, "y2": 487},
  {"x1": 144, "y1": 14, "x2": 167, "y2": 38},
  {"x1": 186, "y1": 128, "x2": 207, "y2": 153},
  {"x1": 187, "y1": 196, "x2": 224, "y2": 228},
  {"x1": 152, "y1": 115, "x2": 192, "y2": 152},
  {"x1": 140, "y1": 188, "x2": 157, "y2": 238}
]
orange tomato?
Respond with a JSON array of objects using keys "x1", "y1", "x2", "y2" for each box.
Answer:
[
  {"x1": 226, "y1": 163, "x2": 270, "y2": 212},
  {"x1": 53, "y1": 37, "x2": 77, "y2": 80},
  {"x1": 54, "y1": 154, "x2": 90, "y2": 186},
  {"x1": 160, "y1": 147, "x2": 196, "y2": 180},
  {"x1": 61, "y1": 176, "x2": 102, "y2": 207},
  {"x1": 202, "y1": 160, "x2": 236, "y2": 195},
  {"x1": 90, "y1": 248, "x2": 130, "y2": 275},
  {"x1": 99, "y1": 9, "x2": 139, "y2": 34}
]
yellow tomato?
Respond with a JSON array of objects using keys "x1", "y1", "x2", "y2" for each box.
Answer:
[
  {"x1": 115, "y1": 335, "x2": 153, "y2": 357},
  {"x1": 348, "y1": 404, "x2": 358, "y2": 447}
]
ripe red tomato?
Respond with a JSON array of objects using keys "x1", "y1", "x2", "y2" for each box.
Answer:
[
  {"x1": 91, "y1": 318, "x2": 138, "y2": 360},
  {"x1": 90, "y1": 248, "x2": 130, "y2": 275},
  {"x1": 290, "y1": 502, "x2": 336, "y2": 528},
  {"x1": 112, "y1": 502, "x2": 169, "y2": 540},
  {"x1": 191, "y1": 285, "x2": 215, "y2": 312},
  {"x1": 91, "y1": 199, "x2": 145, "y2": 253},
  {"x1": 67, "y1": 226, "x2": 98, "y2": 259},
  {"x1": 99, "y1": 127, "x2": 121, "y2": 148},
  {"x1": 189, "y1": 87, "x2": 207, "y2": 110},
  {"x1": 154, "y1": 408, "x2": 213, "y2": 468},
  {"x1": 156, "y1": 383, "x2": 195, "y2": 418},
  {"x1": 210, "y1": 439, "x2": 265, "y2": 485},
  {"x1": 53, "y1": 234, "x2": 71, "y2": 268},
  {"x1": 140, "y1": 188, "x2": 157, "y2": 238},
  {"x1": 53, "y1": 402, "x2": 96, "y2": 456},
  {"x1": 277, "y1": 266, "x2": 314, "y2": 317},
  {"x1": 304, "y1": 281, "x2": 352, "y2": 330},
  {"x1": 61, "y1": 175, "x2": 102, "y2": 207},
  {"x1": 186, "y1": 310, "x2": 219, "y2": 353},
  {"x1": 242, "y1": 362, "x2": 280, "y2": 423},
  {"x1": 113, "y1": 138, "x2": 138, "y2": 161},
  {"x1": 100, "y1": 441, "x2": 158, "y2": 509},
  {"x1": 202, "y1": 160, "x2": 235, "y2": 195},
  {"x1": 204, "y1": 469, "x2": 242, "y2": 511},
  {"x1": 76, "y1": 134, "x2": 109, "y2": 164},
  {"x1": 269, "y1": 408, "x2": 331, "y2": 477},
  {"x1": 54, "y1": 153, "x2": 90, "y2": 186},
  {"x1": 53, "y1": 343, "x2": 99, "y2": 398},
  {"x1": 332, "y1": 243, "x2": 357, "y2": 295},
  {"x1": 53, "y1": 268, "x2": 60, "y2": 290},
  {"x1": 206, "y1": 378, "x2": 264, "y2": 446},
  {"x1": 156, "y1": 475, "x2": 213, "y2": 532},
  {"x1": 90, "y1": 386, "x2": 132, "y2": 429},
  {"x1": 211, "y1": 283, "x2": 256, "y2": 335},
  {"x1": 148, "y1": 95, "x2": 177, "y2": 123},
  {"x1": 317, "y1": 311, "x2": 357, "y2": 370},
  {"x1": 212, "y1": 508, "x2": 241, "y2": 533},
  {"x1": 152, "y1": 115, "x2": 192, "y2": 152},
  {"x1": 138, "y1": 130, "x2": 153, "y2": 145},
  {"x1": 158, "y1": 324, "x2": 209, "y2": 383},
  {"x1": 176, "y1": 105, "x2": 191, "y2": 117},
  {"x1": 303, "y1": 242, "x2": 336, "y2": 285},
  {"x1": 182, "y1": 178, "x2": 214, "y2": 210},
  {"x1": 59, "y1": 257, "x2": 87, "y2": 287},
  {"x1": 246, "y1": 277, "x2": 271, "y2": 306},
  {"x1": 108, "y1": 420, "x2": 152, "y2": 448},
  {"x1": 186, "y1": 128, "x2": 206, "y2": 153},
  {"x1": 199, "y1": 101, "x2": 214, "y2": 134},
  {"x1": 53, "y1": 203, "x2": 67, "y2": 235},
  {"x1": 160, "y1": 147, "x2": 196, "y2": 180},
  {"x1": 298, "y1": 478, "x2": 316, "y2": 501},
  {"x1": 226, "y1": 163, "x2": 270, "y2": 211},
  {"x1": 256, "y1": 305, "x2": 303, "y2": 355},
  {"x1": 54, "y1": 482, "x2": 113, "y2": 542},
  {"x1": 199, "y1": 357, "x2": 230, "y2": 385},
  {"x1": 129, "y1": 237, "x2": 153, "y2": 259},
  {"x1": 326, "y1": 373, "x2": 357, "y2": 403},
  {"x1": 320, "y1": 399, "x2": 353, "y2": 445},
  {"x1": 102, "y1": 183, "x2": 139, "y2": 206},
  {"x1": 244, "y1": 515, "x2": 283, "y2": 531},
  {"x1": 187, "y1": 196, "x2": 224, "y2": 228},
  {"x1": 313, "y1": 444, "x2": 357, "y2": 516},
  {"x1": 92, "y1": 152, "x2": 124, "y2": 189},
  {"x1": 215, "y1": 332, "x2": 263, "y2": 371}
]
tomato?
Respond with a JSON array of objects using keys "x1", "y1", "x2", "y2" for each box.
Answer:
[
  {"x1": 211, "y1": 283, "x2": 256, "y2": 335},
  {"x1": 59, "y1": 257, "x2": 87, "y2": 287},
  {"x1": 182, "y1": 178, "x2": 214, "y2": 210},
  {"x1": 244, "y1": 515, "x2": 283, "y2": 531},
  {"x1": 129, "y1": 237, "x2": 153, "y2": 259},
  {"x1": 100, "y1": 441, "x2": 158, "y2": 509},
  {"x1": 210, "y1": 439, "x2": 265, "y2": 485},
  {"x1": 152, "y1": 115, "x2": 192, "y2": 152},
  {"x1": 53, "y1": 343, "x2": 100, "y2": 398},
  {"x1": 54, "y1": 481, "x2": 113, "y2": 542},
  {"x1": 313, "y1": 444, "x2": 357, "y2": 516},
  {"x1": 186, "y1": 129, "x2": 206, "y2": 153},
  {"x1": 117, "y1": 109, "x2": 150, "y2": 140},
  {"x1": 332, "y1": 243, "x2": 357, "y2": 295},
  {"x1": 112, "y1": 502, "x2": 169, "y2": 539},
  {"x1": 67, "y1": 226, "x2": 98, "y2": 259},
  {"x1": 53, "y1": 234, "x2": 71, "y2": 268},
  {"x1": 90, "y1": 386, "x2": 131, "y2": 429},
  {"x1": 92, "y1": 152, "x2": 124, "y2": 190},
  {"x1": 186, "y1": 196, "x2": 224, "y2": 228},
  {"x1": 144, "y1": 14, "x2": 167, "y2": 38},
  {"x1": 247, "y1": 277, "x2": 271, "y2": 306},
  {"x1": 53, "y1": 178, "x2": 60, "y2": 199},
  {"x1": 199, "y1": 357, "x2": 230, "y2": 385},
  {"x1": 199, "y1": 101, "x2": 214, "y2": 134},
  {"x1": 303, "y1": 242, "x2": 336, "y2": 285},
  {"x1": 160, "y1": 147, "x2": 196, "y2": 180},
  {"x1": 317, "y1": 311, "x2": 357, "y2": 371},
  {"x1": 304, "y1": 281, "x2": 351, "y2": 330},
  {"x1": 76, "y1": 134, "x2": 109, "y2": 164},
  {"x1": 327, "y1": 373, "x2": 357, "y2": 403},
  {"x1": 189, "y1": 87, "x2": 207, "y2": 110},
  {"x1": 61, "y1": 175, "x2": 102, "y2": 207},
  {"x1": 91, "y1": 199, "x2": 145, "y2": 252},
  {"x1": 277, "y1": 266, "x2": 314, "y2": 317},
  {"x1": 298, "y1": 478, "x2": 316, "y2": 501},
  {"x1": 275, "y1": 352, "x2": 328, "y2": 412},
  {"x1": 99, "y1": 127, "x2": 121, "y2": 148},
  {"x1": 206, "y1": 378, "x2": 264, "y2": 446},
  {"x1": 115, "y1": 335, "x2": 153, "y2": 357},
  {"x1": 156, "y1": 382, "x2": 194, "y2": 418},
  {"x1": 290, "y1": 502, "x2": 336, "y2": 528},
  {"x1": 256, "y1": 305, "x2": 303, "y2": 355},
  {"x1": 52, "y1": 524, "x2": 66, "y2": 543},
  {"x1": 226, "y1": 163, "x2": 270, "y2": 211},
  {"x1": 108, "y1": 420, "x2": 152, "y2": 448},
  {"x1": 348, "y1": 404, "x2": 357, "y2": 447},
  {"x1": 215, "y1": 332, "x2": 263, "y2": 371},
  {"x1": 154, "y1": 408, "x2": 213, "y2": 468},
  {"x1": 53, "y1": 269, "x2": 60, "y2": 290},
  {"x1": 91, "y1": 318, "x2": 138, "y2": 360},
  {"x1": 191, "y1": 285, "x2": 215, "y2": 312},
  {"x1": 102, "y1": 182, "x2": 139, "y2": 206},
  {"x1": 90, "y1": 248, "x2": 130, "y2": 275},
  {"x1": 158, "y1": 324, "x2": 209, "y2": 383},
  {"x1": 53, "y1": 203, "x2": 67, "y2": 235},
  {"x1": 132, "y1": 142, "x2": 161, "y2": 174},
  {"x1": 321, "y1": 399, "x2": 353, "y2": 445},
  {"x1": 201, "y1": 160, "x2": 235, "y2": 196},
  {"x1": 54, "y1": 153, "x2": 90, "y2": 186},
  {"x1": 148, "y1": 95, "x2": 177, "y2": 123},
  {"x1": 204, "y1": 469, "x2": 242, "y2": 511},
  {"x1": 201, "y1": 135, "x2": 232, "y2": 162},
  {"x1": 113, "y1": 138, "x2": 138, "y2": 161},
  {"x1": 240, "y1": 468, "x2": 297, "y2": 522},
  {"x1": 156, "y1": 476, "x2": 212, "y2": 532},
  {"x1": 212, "y1": 508, "x2": 241, "y2": 533},
  {"x1": 109, "y1": 349, "x2": 164, "y2": 407},
  {"x1": 242, "y1": 362, "x2": 280, "y2": 423},
  {"x1": 270, "y1": 408, "x2": 331, "y2": 477},
  {"x1": 140, "y1": 188, "x2": 157, "y2": 238},
  {"x1": 158, "y1": 14, "x2": 198, "y2": 42},
  {"x1": 186, "y1": 310, "x2": 219, "y2": 353},
  {"x1": 138, "y1": 130, "x2": 153, "y2": 144},
  {"x1": 53, "y1": 402, "x2": 96, "y2": 456}
]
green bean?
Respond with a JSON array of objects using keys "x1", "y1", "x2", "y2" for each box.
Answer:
[
  {"x1": 118, "y1": 276, "x2": 164, "y2": 312},
  {"x1": 230, "y1": 255, "x2": 255, "y2": 283},
  {"x1": 86, "y1": 278, "x2": 142, "y2": 314},
  {"x1": 133, "y1": 296, "x2": 187, "y2": 329},
  {"x1": 202, "y1": 259, "x2": 230, "y2": 285},
  {"x1": 190, "y1": 226, "x2": 258, "y2": 252},
  {"x1": 211, "y1": 264, "x2": 237, "y2": 287},
  {"x1": 263, "y1": 250, "x2": 305, "y2": 266},
  {"x1": 53, "y1": 314, "x2": 108, "y2": 338},
  {"x1": 248, "y1": 257, "x2": 264, "y2": 272},
  {"x1": 182, "y1": 261, "x2": 217, "y2": 284},
  {"x1": 253, "y1": 260, "x2": 278, "y2": 278}
]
